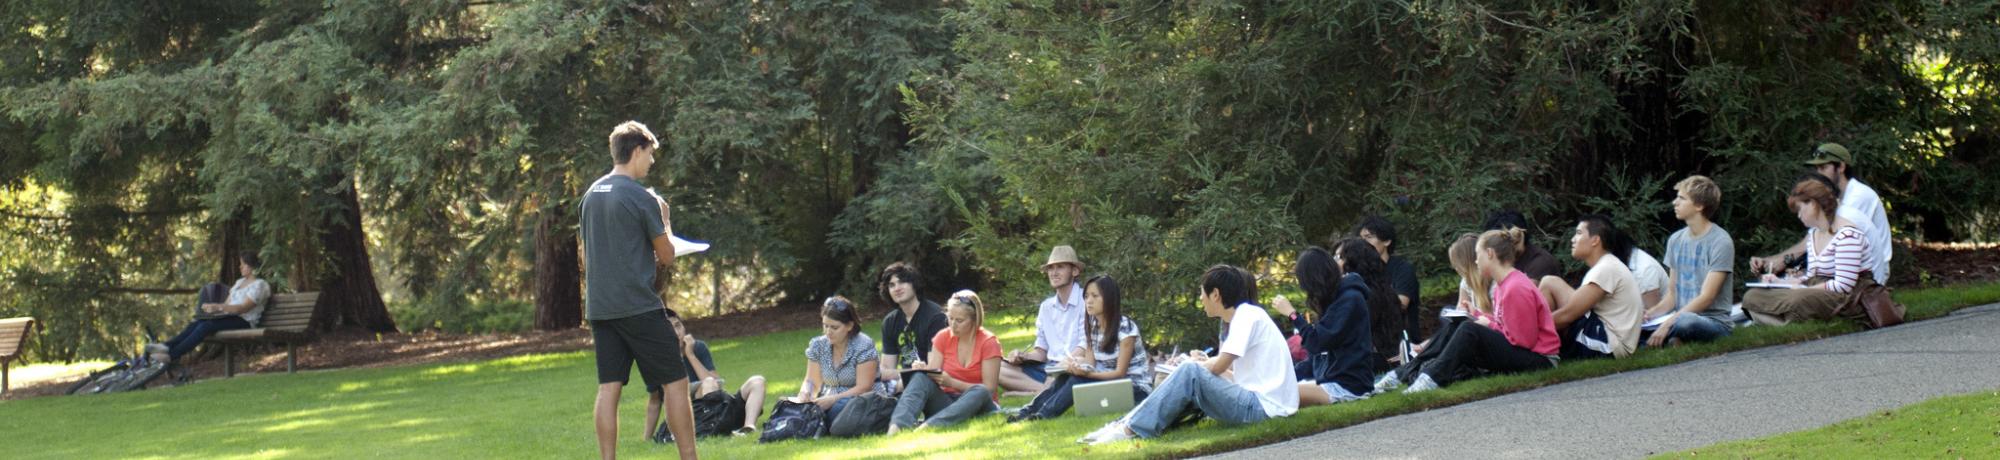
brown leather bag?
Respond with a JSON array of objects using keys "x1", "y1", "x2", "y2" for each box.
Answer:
[{"x1": 1842, "y1": 272, "x2": 1905, "y2": 329}]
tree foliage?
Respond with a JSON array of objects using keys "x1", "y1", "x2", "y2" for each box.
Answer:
[{"x1": 3, "y1": 0, "x2": 1998, "y2": 359}]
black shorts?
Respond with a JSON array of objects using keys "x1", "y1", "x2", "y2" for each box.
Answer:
[{"x1": 592, "y1": 310, "x2": 687, "y2": 388}]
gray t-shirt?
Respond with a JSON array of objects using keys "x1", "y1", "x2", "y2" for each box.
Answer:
[
  {"x1": 579, "y1": 174, "x2": 667, "y2": 321},
  {"x1": 1665, "y1": 225, "x2": 1734, "y2": 320}
]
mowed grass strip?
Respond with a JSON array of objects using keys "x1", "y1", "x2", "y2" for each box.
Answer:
[
  {"x1": 4, "y1": 282, "x2": 1998, "y2": 459},
  {"x1": 1657, "y1": 389, "x2": 2000, "y2": 459}
]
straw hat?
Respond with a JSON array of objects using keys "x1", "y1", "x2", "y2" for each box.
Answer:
[{"x1": 1042, "y1": 245, "x2": 1083, "y2": 270}]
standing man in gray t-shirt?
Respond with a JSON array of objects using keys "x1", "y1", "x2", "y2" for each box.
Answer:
[{"x1": 582, "y1": 121, "x2": 695, "y2": 459}]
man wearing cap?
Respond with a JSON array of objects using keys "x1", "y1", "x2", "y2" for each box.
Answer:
[
  {"x1": 1750, "y1": 143, "x2": 1893, "y2": 284},
  {"x1": 997, "y1": 245, "x2": 1089, "y2": 394}
]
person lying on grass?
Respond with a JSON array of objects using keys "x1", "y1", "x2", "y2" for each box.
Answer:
[
  {"x1": 1079, "y1": 265, "x2": 1298, "y2": 445},
  {"x1": 646, "y1": 308, "x2": 768, "y2": 441},
  {"x1": 1010, "y1": 275, "x2": 1152, "y2": 422}
]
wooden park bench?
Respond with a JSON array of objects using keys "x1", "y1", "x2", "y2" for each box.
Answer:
[
  {"x1": 1, "y1": 317, "x2": 40, "y2": 396},
  {"x1": 209, "y1": 292, "x2": 318, "y2": 377}
]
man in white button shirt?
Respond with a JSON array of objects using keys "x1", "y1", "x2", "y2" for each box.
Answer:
[
  {"x1": 1751, "y1": 143, "x2": 1892, "y2": 284},
  {"x1": 998, "y1": 245, "x2": 1088, "y2": 394}
]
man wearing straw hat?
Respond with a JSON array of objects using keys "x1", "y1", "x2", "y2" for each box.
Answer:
[{"x1": 998, "y1": 245, "x2": 1090, "y2": 394}]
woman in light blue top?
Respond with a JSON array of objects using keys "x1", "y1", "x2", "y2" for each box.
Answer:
[{"x1": 793, "y1": 296, "x2": 881, "y2": 421}]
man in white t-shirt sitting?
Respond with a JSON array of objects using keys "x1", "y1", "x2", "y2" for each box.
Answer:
[
  {"x1": 1751, "y1": 143, "x2": 1892, "y2": 284},
  {"x1": 1079, "y1": 265, "x2": 1298, "y2": 445},
  {"x1": 1538, "y1": 216, "x2": 1645, "y2": 359}
]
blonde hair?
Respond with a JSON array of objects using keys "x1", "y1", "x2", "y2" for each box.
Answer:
[
  {"x1": 1477, "y1": 227, "x2": 1528, "y2": 264},
  {"x1": 947, "y1": 289, "x2": 985, "y2": 329},
  {"x1": 1448, "y1": 233, "x2": 1492, "y2": 313},
  {"x1": 1675, "y1": 175, "x2": 1723, "y2": 220}
]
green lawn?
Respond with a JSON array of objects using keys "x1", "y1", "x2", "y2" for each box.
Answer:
[
  {"x1": 5, "y1": 281, "x2": 2000, "y2": 459},
  {"x1": 1658, "y1": 389, "x2": 2000, "y2": 458}
]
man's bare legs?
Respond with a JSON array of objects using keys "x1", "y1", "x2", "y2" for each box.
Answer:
[{"x1": 595, "y1": 382, "x2": 624, "y2": 460}]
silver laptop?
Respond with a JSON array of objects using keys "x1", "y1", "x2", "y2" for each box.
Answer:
[{"x1": 1072, "y1": 379, "x2": 1135, "y2": 417}]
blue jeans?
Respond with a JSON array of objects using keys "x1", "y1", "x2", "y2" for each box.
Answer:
[
  {"x1": 1123, "y1": 362, "x2": 1267, "y2": 438},
  {"x1": 163, "y1": 316, "x2": 252, "y2": 360},
  {"x1": 1663, "y1": 312, "x2": 1732, "y2": 344},
  {"x1": 891, "y1": 372, "x2": 996, "y2": 428},
  {"x1": 1021, "y1": 373, "x2": 1152, "y2": 419},
  {"x1": 1021, "y1": 364, "x2": 1049, "y2": 383}
]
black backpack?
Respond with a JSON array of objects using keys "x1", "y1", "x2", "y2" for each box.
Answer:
[
  {"x1": 758, "y1": 399, "x2": 828, "y2": 443},
  {"x1": 691, "y1": 391, "x2": 747, "y2": 437}
]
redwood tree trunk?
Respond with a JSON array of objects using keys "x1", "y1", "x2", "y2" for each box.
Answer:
[
  {"x1": 309, "y1": 178, "x2": 397, "y2": 332},
  {"x1": 215, "y1": 207, "x2": 249, "y2": 284},
  {"x1": 533, "y1": 204, "x2": 583, "y2": 330}
]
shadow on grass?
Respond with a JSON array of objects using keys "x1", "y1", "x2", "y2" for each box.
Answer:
[{"x1": 5, "y1": 282, "x2": 1995, "y2": 459}]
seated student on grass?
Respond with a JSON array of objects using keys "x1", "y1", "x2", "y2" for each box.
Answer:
[
  {"x1": 1011, "y1": 275, "x2": 1152, "y2": 422},
  {"x1": 1614, "y1": 233, "x2": 1671, "y2": 311},
  {"x1": 647, "y1": 309, "x2": 768, "y2": 440},
  {"x1": 874, "y1": 262, "x2": 948, "y2": 394},
  {"x1": 1378, "y1": 234, "x2": 1488, "y2": 392},
  {"x1": 793, "y1": 296, "x2": 881, "y2": 423},
  {"x1": 1645, "y1": 175, "x2": 1736, "y2": 347},
  {"x1": 1356, "y1": 216, "x2": 1423, "y2": 339},
  {"x1": 997, "y1": 245, "x2": 1091, "y2": 394},
  {"x1": 1750, "y1": 143, "x2": 1892, "y2": 285},
  {"x1": 1376, "y1": 234, "x2": 1484, "y2": 391},
  {"x1": 1484, "y1": 210, "x2": 1564, "y2": 281},
  {"x1": 1536, "y1": 215, "x2": 1645, "y2": 360},
  {"x1": 1402, "y1": 229, "x2": 1561, "y2": 393},
  {"x1": 1079, "y1": 265, "x2": 1298, "y2": 445},
  {"x1": 1334, "y1": 238, "x2": 1407, "y2": 372},
  {"x1": 1741, "y1": 174, "x2": 1879, "y2": 326},
  {"x1": 890, "y1": 290, "x2": 1001, "y2": 433},
  {"x1": 148, "y1": 252, "x2": 270, "y2": 363},
  {"x1": 1271, "y1": 247, "x2": 1374, "y2": 406}
]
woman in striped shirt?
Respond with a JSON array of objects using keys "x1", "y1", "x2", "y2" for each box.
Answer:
[{"x1": 1742, "y1": 174, "x2": 1876, "y2": 326}]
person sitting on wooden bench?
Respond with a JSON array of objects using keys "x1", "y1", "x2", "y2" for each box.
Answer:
[{"x1": 147, "y1": 252, "x2": 270, "y2": 362}]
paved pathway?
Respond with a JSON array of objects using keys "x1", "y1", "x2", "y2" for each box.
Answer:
[{"x1": 1212, "y1": 303, "x2": 2000, "y2": 459}]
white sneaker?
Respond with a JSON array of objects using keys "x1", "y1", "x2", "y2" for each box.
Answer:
[
  {"x1": 1402, "y1": 373, "x2": 1439, "y2": 394},
  {"x1": 145, "y1": 343, "x2": 167, "y2": 354},
  {"x1": 1084, "y1": 422, "x2": 1135, "y2": 445},
  {"x1": 1372, "y1": 370, "x2": 1401, "y2": 394},
  {"x1": 1077, "y1": 421, "x2": 1129, "y2": 444}
]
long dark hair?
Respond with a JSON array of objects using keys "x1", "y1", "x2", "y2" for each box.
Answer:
[
  {"x1": 1295, "y1": 247, "x2": 1342, "y2": 315},
  {"x1": 1337, "y1": 238, "x2": 1402, "y2": 355},
  {"x1": 1086, "y1": 275, "x2": 1122, "y2": 354}
]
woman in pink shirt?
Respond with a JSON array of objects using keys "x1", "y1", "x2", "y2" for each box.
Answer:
[
  {"x1": 888, "y1": 290, "x2": 1002, "y2": 433},
  {"x1": 1403, "y1": 228, "x2": 1561, "y2": 393}
]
